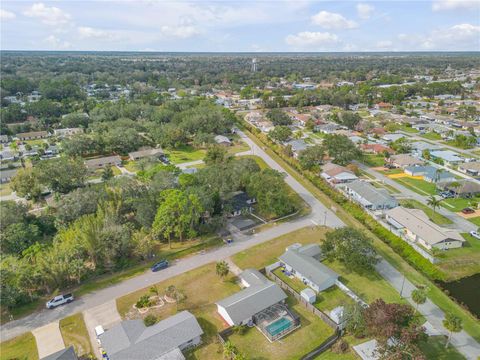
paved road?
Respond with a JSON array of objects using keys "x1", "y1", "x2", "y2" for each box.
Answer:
[{"x1": 358, "y1": 163, "x2": 477, "y2": 233}]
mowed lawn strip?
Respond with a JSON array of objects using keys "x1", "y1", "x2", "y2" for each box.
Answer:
[
  {"x1": 0, "y1": 332, "x2": 39, "y2": 360},
  {"x1": 59, "y1": 313, "x2": 93, "y2": 357},
  {"x1": 228, "y1": 295, "x2": 334, "y2": 360}
]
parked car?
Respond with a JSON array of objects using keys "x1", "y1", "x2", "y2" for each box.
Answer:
[
  {"x1": 223, "y1": 238, "x2": 233, "y2": 245},
  {"x1": 46, "y1": 293, "x2": 74, "y2": 309},
  {"x1": 470, "y1": 230, "x2": 480, "y2": 240},
  {"x1": 462, "y1": 208, "x2": 475, "y2": 214},
  {"x1": 151, "y1": 259, "x2": 169, "y2": 272}
]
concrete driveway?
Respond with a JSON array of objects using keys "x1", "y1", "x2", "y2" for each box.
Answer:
[
  {"x1": 83, "y1": 300, "x2": 121, "y2": 359},
  {"x1": 32, "y1": 321, "x2": 64, "y2": 359}
]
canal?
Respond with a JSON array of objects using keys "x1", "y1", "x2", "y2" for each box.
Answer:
[{"x1": 439, "y1": 273, "x2": 480, "y2": 318}]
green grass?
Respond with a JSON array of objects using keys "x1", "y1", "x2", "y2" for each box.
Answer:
[
  {"x1": 468, "y1": 216, "x2": 480, "y2": 227},
  {"x1": 421, "y1": 132, "x2": 442, "y2": 141},
  {"x1": 0, "y1": 332, "x2": 38, "y2": 360},
  {"x1": 24, "y1": 139, "x2": 46, "y2": 146},
  {"x1": 0, "y1": 183, "x2": 12, "y2": 196},
  {"x1": 164, "y1": 145, "x2": 206, "y2": 164},
  {"x1": 123, "y1": 160, "x2": 138, "y2": 172},
  {"x1": 392, "y1": 176, "x2": 437, "y2": 196},
  {"x1": 443, "y1": 140, "x2": 475, "y2": 150},
  {"x1": 242, "y1": 155, "x2": 270, "y2": 170},
  {"x1": 399, "y1": 199, "x2": 452, "y2": 226},
  {"x1": 418, "y1": 336, "x2": 466, "y2": 360},
  {"x1": 59, "y1": 313, "x2": 93, "y2": 357},
  {"x1": 398, "y1": 125, "x2": 419, "y2": 133},
  {"x1": 362, "y1": 154, "x2": 386, "y2": 167},
  {"x1": 242, "y1": 127, "x2": 480, "y2": 341},
  {"x1": 111, "y1": 166, "x2": 122, "y2": 176},
  {"x1": 313, "y1": 285, "x2": 355, "y2": 312},
  {"x1": 440, "y1": 197, "x2": 479, "y2": 212},
  {"x1": 229, "y1": 295, "x2": 335, "y2": 360},
  {"x1": 227, "y1": 141, "x2": 250, "y2": 155},
  {"x1": 435, "y1": 233, "x2": 480, "y2": 280}
]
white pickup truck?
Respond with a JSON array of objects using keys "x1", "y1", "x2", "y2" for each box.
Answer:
[{"x1": 46, "y1": 293, "x2": 74, "y2": 309}]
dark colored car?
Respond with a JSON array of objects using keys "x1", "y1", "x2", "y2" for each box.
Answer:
[
  {"x1": 461, "y1": 208, "x2": 475, "y2": 214},
  {"x1": 151, "y1": 259, "x2": 169, "y2": 272}
]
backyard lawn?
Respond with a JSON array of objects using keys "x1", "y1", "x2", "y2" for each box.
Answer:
[
  {"x1": 164, "y1": 145, "x2": 206, "y2": 164},
  {"x1": 59, "y1": 313, "x2": 93, "y2": 357},
  {"x1": 392, "y1": 176, "x2": 437, "y2": 196},
  {"x1": 116, "y1": 263, "x2": 240, "y2": 360},
  {"x1": 228, "y1": 295, "x2": 335, "y2": 360},
  {"x1": 399, "y1": 199, "x2": 452, "y2": 226},
  {"x1": 435, "y1": 233, "x2": 480, "y2": 280},
  {"x1": 0, "y1": 332, "x2": 38, "y2": 360}
]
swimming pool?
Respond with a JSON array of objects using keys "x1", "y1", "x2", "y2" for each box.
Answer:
[{"x1": 265, "y1": 317, "x2": 292, "y2": 337}]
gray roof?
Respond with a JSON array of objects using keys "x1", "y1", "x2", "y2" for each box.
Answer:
[
  {"x1": 286, "y1": 139, "x2": 308, "y2": 152},
  {"x1": 430, "y1": 150, "x2": 463, "y2": 163},
  {"x1": 41, "y1": 346, "x2": 77, "y2": 360},
  {"x1": 85, "y1": 155, "x2": 122, "y2": 168},
  {"x1": 214, "y1": 135, "x2": 231, "y2": 144},
  {"x1": 128, "y1": 148, "x2": 163, "y2": 159},
  {"x1": 216, "y1": 269, "x2": 287, "y2": 325},
  {"x1": 345, "y1": 180, "x2": 398, "y2": 208},
  {"x1": 0, "y1": 169, "x2": 17, "y2": 178},
  {"x1": 279, "y1": 245, "x2": 338, "y2": 290},
  {"x1": 99, "y1": 311, "x2": 203, "y2": 360},
  {"x1": 405, "y1": 166, "x2": 454, "y2": 181}
]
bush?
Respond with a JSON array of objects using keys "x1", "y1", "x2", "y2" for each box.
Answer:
[
  {"x1": 332, "y1": 339, "x2": 349, "y2": 354},
  {"x1": 143, "y1": 314, "x2": 157, "y2": 327},
  {"x1": 136, "y1": 294, "x2": 151, "y2": 309},
  {"x1": 233, "y1": 325, "x2": 247, "y2": 335}
]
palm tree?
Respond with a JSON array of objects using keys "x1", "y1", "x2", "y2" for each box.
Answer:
[
  {"x1": 443, "y1": 312, "x2": 462, "y2": 349},
  {"x1": 411, "y1": 288, "x2": 427, "y2": 315},
  {"x1": 216, "y1": 260, "x2": 230, "y2": 280},
  {"x1": 427, "y1": 195, "x2": 442, "y2": 218}
]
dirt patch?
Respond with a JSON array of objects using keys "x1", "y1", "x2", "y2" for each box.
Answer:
[{"x1": 456, "y1": 210, "x2": 480, "y2": 219}]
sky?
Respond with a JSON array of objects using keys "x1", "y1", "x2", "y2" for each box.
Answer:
[{"x1": 1, "y1": 0, "x2": 479, "y2": 52}]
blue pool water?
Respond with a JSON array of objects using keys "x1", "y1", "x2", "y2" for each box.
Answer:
[{"x1": 266, "y1": 317, "x2": 292, "y2": 336}]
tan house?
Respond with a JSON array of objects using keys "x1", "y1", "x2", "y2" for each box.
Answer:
[
  {"x1": 386, "y1": 154, "x2": 424, "y2": 168},
  {"x1": 17, "y1": 131, "x2": 49, "y2": 141},
  {"x1": 386, "y1": 207, "x2": 465, "y2": 250},
  {"x1": 85, "y1": 155, "x2": 122, "y2": 170}
]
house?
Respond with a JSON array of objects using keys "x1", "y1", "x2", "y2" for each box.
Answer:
[
  {"x1": 216, "y1": 269, "x2": 288, "y2": 326},
  {"x1": 285, "y1": 139, "x2": 308, "y2": 158},
  {"x1": 382, "y1": 133, "x2": 405, "y2": 143},
  {"x1": 0, "y1": 169, "x2": 17, "y2": 183},
  {"x1": 387, "y1": 154, "x2": 424, "y2": 168},
  {"x1": 16, "y1": 131, "x2": 49, "y2": 141},
  {"x1": 279, "y1": 243, "x2": 339, "y2": 292},
  {"x1": 214, "y1": 135, "x2": 232, "y2": 146},
  {"x1": 410, "y1": 141, "x2": 441, "y2": 154},
  {"x1": 0, "y1": 150, "x2": 17, "y2": 162},
  {"x1": 315, "y1": 123, "x2": 341, "y2": 134},
  {"x1": 441, "y1": 180, "x2": 480, "y2": 198},
  {"x1": 321, "y1": 163, "x2": 358, "y2": 184},
  {"x1": 226, "y1": 191, "x2": 256, "y2": 217},
  {"x1": 53, "y1": 128, "x2": 83, "y2": 138},
  {"x1": 85, "y1": 155, "x2": 122, "y2": 170},
  {"x1": 458, "y1": 162, "x2": 480, "y2": 176},
  {"x1": 343, "y1": 180, "x2": 398, "y2": 211},
  {"x1": 404, "y1": 166, "x2": 455, "y2": 183},
  {"x1": 99, "y1": 311, "x2": 203, "y2": 360},
  {"x1": 128, "y1": 148, "x2": 164, "y2": 161},
  {"x1": 359, "y1": 144, "x2": 394, "y2": 155},
  {"x1": 430, "y1": 150, "x2": 464, "y2": 166},
  {"x1": 385, "y1": 207, "x2": 465, "y2": 250},
  {"x1": 41, "y1": 346, "x2": 77, "y2": 360}
]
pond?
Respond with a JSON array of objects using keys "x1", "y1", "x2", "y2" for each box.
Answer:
[{"x1": 438, "y1": 273, "x2": 480, "y2": 318}]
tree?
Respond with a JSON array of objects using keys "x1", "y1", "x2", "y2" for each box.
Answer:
[
  {"x1": 390, "y1": 137, "x2": 412, "y2": 154},
  {"x1": 339, "y1": 111, "x2": 361, "y2": 130},
  {"x1": 411, "y1": 288, "x2": 427, "y2": 315},
  {"x1": 443, "y1": 313, "x2": 462, "y2": 349},
  {"x1": 1, "y1": 223, "x2": 41, "y2": 255},
  {"x1": 427, "y1": 195, "x2": 442, "y2": 218},
  {"x1": 10, "y1": 168, "x2": 42, "y2": 201},
  {"x1": 298, "y1": 145, "x2": 325, "y2": 170},
  {"x1": 266, "y1": 109, "x2": 292, "y2": 126},
  {"x1": 204, "y1": 145, "x2": 230, "y2": 165},
  {"x1": 269, "y1": 126, "x2": 292, "y2": 142},
  {"x1": 35, "y1": 157, "x2": 87, "y2": 194},
  {"x1": 323, "y1": 134, "x2": 361, "y2": 166},
  {"x1": 102, "y1": 167, "x2": 114, "y2": 181},
  {"x1": 216, "y1": 260, "x2": 230, "y2": 280},
  {"x1": 321, "y1": 227, "x2": 379, "y2": 273},
  {"x1": 152, "y1": 189, "x2": 204, "y2": 247},
  {"x1": 343, "y1": 302, "x2": 367, "y2": 338}
]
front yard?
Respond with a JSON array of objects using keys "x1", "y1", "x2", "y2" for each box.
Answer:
[
  {"x1": 440, "y1": 197, "x2": 479, "y2": 212},
  {"x1": 164, "y1": 145, "x2": 206, "y2": 164},
  {"x1": 59, "y1": 313, "x2": 93, "y2": 357},
  {"x1": 0, "y1": 332, "x2": 38, "y2": 360},
  {"x1": 228, "y1": 295, "x2": 335, "y2": 360},
  {"x1": 391, "y1": 176, "x2": 437, "y2": 196}
]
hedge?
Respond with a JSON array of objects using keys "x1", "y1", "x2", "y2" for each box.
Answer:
[{"x1": 241, "y1": 120, "x2": 446, "y2": 281}]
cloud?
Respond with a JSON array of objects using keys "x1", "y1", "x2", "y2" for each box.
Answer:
[
  {"x1": 160, "y1": 25, "x2": 200, "y2": 39},
  {"x1": 24, "y1": 3, "x2": 71, "y2": 26},
  {"x1": 432, "y1": 0, "x2": 480, "y2": 11},
  {"x1": 77, "y1": 27, "x2": 121, "y2": 41},
  {"x1": 285, "y1": 31, "x2": 339, "y2": 49},
  {"x1": 44, "y1": 35, "x2": 71, "y2": 49},
  {"x1": 376, "y1": 40, "x2": 393, "y2": 49},
  {"x1": 1, "y1": 9, "x2": 16, "y2": 20},
  {"x1": 311, "y1": 11, "x2": 357, "y2": 29},
  {"x1": 356, "y1": 3, "x2": 375, "y2": 19}
]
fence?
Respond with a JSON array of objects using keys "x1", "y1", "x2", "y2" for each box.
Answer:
[
  {"x1": 300, "y1": 331, "x2": 341, "y2": 360},
  {"x1": 266, "y1": 268, "x2": 339, "y2": 330}
]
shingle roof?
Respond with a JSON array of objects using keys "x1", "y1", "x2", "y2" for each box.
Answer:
[
  {"x1": 99, "y1": 311, "x2": 203, "y2": 360},
  {"x1": 390, "y1": 154, "x2": 423, "y2": 167},
  {"x1": 386, "y1": 207, "x2": 464, "y2": 246},
  {"x1": 128, "y1": 148, "x2": 164, "y2": 159},
  {"x1": 216, "y1": 269, "x2": 287, "y2": 325},
  {"x1": 279, "y1": 245, "x2": 338, "y2": 290},
  {"x1": 41, "y1": 346, "x2": 77, "y2": 360},
  {"x1": 345, "y1": 181, "x2": 397, "y2": 208},
  {"x1": 85, "y1": 155, "x2": 122, "y2": 168}
]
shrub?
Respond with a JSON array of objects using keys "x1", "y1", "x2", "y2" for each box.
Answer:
[
  {"x1": 143, "y1": 314, "x2": 157, "y2": 327},
  {"x1": 332, "y1": 339, "x2": 349, "y2": 354},
  {"x1": 233, "y1": 325, "x2": 247, "y2": 335},
  {"x1": 136, "y1": 294, "x2": 151, "y2": 309}
]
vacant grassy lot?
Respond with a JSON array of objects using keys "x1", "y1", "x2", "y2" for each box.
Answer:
[
  {"x1": 421, "y1": 132, "x2": 442, "y2": 141},
  {"x1": 164, "y1": 145, "x2": 206, "y2": 164},
  {"x1": 392, "y1": 176, "x2": 437, "y2": 196},
  {"x1": 362, "y1": 154, "x2": 386, "y2": 167},
  {"x1": 0, "y1": 332, "x2": 38, "y2": 360},
  {"x1": 435, "y1": 233, "x2": 480, "y2": 280},
  {"x1": 59, "y1": 313, "x2": 93, "y2": 357},
  {"x1": 440, "y1": 197, "x2": 479, "y2": 212},
  {"x1": 399, "y1": 199, "x2": 452, "y2": 226},
  {"x1": 116, "y1": 263, "x2": 239, "y2": 360},
  {"x1": 398, "y1": 125, "x2": 419, "y2": 134},
  {"x1": 227, "y1": 141, "x2": 250, "y2": 155},
  {"x1": 229, "y1": 295, "x2": 334, "y2": 360}
]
